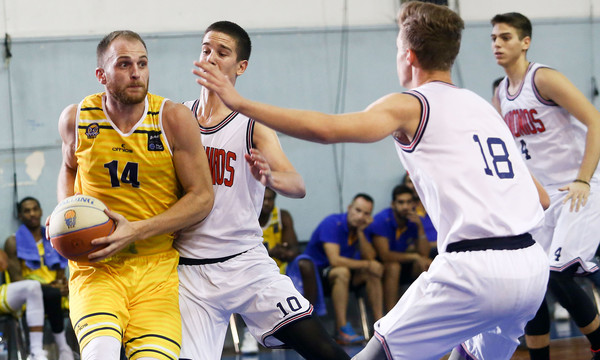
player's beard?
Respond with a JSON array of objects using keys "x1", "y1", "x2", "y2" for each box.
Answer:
[{"x1": 108, "y1": 79, "x2": 149, "y2": 105}]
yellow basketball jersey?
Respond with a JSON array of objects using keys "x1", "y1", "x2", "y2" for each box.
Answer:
[
  {"x1": 262, "y1": 207, "x2": 287, "y2": 273},
  {"x1": 21, "y1": 241, "x2": 57, "y2": 284},
  {"x1": 74, "y1": 92, "x2": 181, "y2": 256}
]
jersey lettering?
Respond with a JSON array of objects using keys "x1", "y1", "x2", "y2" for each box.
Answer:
[
  {"x1": 503, "y1": 109, "x2": 546, "y2": 137},
  {"x1": 205, "y1": 146, "x2": 236, "y2": 187}
]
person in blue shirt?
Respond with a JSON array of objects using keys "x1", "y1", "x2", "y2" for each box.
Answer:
[
  {"x1": 304, "y1": 193, "x2": 383, "y2": 345},
  {"x1": 367, "y1": 185, "x2": 431, "y2": 313},
  {"x1": 402, "y1": 172, "x2": 437, "y2": 257}
]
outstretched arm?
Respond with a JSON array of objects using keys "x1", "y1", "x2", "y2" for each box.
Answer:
[{"x1": 193, "y1": 60, "x2": 421, "y2": 144}]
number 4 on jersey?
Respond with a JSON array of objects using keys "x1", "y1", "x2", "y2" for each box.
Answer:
[{"x1": 520, "y1": 139, "x2": 532, "y2": 160}]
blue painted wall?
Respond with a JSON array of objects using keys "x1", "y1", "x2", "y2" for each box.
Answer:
[{"x1": 1, "y1": 18, "x2": 598, "y2": 241}]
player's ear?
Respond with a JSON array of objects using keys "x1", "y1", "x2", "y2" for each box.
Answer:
[
  {"x1": 521, "y1": 36, "x2": 531, "y2": 52},
  {"x1": 406, "y1": 48, "x2": 416, "y2": 66},
  {"x1": 236, "y1": 60, "x2": 248, "y2": 76},
  {"x1": 96, "y1": 68, "x2": 107, "y2": 85}
]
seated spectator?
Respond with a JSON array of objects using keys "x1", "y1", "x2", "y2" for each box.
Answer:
[
  {"x1": 5, "y1": 197, "x2": 74, "y2": 360},
  {"x1": 0, "y1": 249, "x2": 48, "y2": 360},
  {"x1": 367, "y1": 185, "x2": 431, "y2": 313},
  {"x1": 304, "y1": 193, "x2": 383, "y2": 345},
  {"x1": 402, "y1": 172, "x2": 438, "y2": 257}
]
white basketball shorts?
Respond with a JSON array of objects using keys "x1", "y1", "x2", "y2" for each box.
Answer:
[
  {"x1": 374, "y1": 241, "x2": 548, "y2": 360},
  {"x1": 178, "y1": 243, "x2": 312, "y2": 360},
  {"x1": 533, "y1": 187, "x2": 600, "y2": 274}
]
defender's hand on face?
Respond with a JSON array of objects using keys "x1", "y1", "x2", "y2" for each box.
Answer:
[
  {"x1": 559, "y1": 181, "x2": 590, "y2": 212},
  {"x1": 193, "y1": 60, "x2": 243, "y2": 111}
]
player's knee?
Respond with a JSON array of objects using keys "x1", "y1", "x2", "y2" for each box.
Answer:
[
  {"x1": 24, "y1": 280, "x2": 43, "y2": 296},
  {"x1": 525, "y1": 299, "x2": 550, "y2": 336}
]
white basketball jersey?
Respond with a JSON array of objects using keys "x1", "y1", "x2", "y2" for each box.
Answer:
[
  {"x1": 395, "y1": 81, "x2": 544, "y2": 253},
  {"x1": 497, "y1": 62, "x2": 593, "y2": 191},
  {"x1": 175, "y1": 99, "x2": 265, "y2": 259}
]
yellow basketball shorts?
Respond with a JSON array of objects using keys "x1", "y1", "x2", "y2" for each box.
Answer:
[{"x1": 69, "y1": 249, "x2": 181, "y2": 360}]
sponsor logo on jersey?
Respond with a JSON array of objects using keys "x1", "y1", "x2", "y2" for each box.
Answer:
[
  {"x1": 147, "y1": 131, "x2": 164, "y2": 151},
  {"x1": 112, "y1": 143, "x2": 133, "y2": 153},
  {"x1": 64, "y1": 210, "x2": 77, "y2": 229},
  {"x1": 76, "y1": 321, "x2": 88, "y2": 333},
  {"x1": 503, "y1": 109, "x2": 546, "y2": 137},
  {"x1": 85, "y1": 123, "x2": 100, "y2": 139},
  {"x1": 205, "y1": 146, "x2": 236, "y2": 187}
]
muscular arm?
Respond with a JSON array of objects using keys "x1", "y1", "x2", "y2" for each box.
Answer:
[
  {"x1": 57, "y1": 104, "x2": 79, "y2": 201},
  {"x1": 4, "y1": 236, "x2": 25, "y2": 282},
  {"x1": 249, "y1": 123, "x2": 305, "y2": 198},
  {"x1": 194, "y1": 61, "x2": 422, "y2": 144},
  {"x1": 89, "y1": 102, "x2": 215, "y2": 260},
  {"x1": 535, "y1": 68, "x2": 600, "y2": 210}
]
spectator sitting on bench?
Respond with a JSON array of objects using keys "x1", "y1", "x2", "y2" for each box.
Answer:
[{"x1": 5, "y1": 197, "x2": 74, "y2": 360}]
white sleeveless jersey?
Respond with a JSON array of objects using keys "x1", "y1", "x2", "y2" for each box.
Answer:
[
  {"x1": 175, "y1": 99, "x2": 265, "y2": 259},
  {"x1": 496, "y1": 62, "x2": 593, "y2": 191},
  {"x1": 395, "y1": 81, "x2": 544, "y2": 253}
]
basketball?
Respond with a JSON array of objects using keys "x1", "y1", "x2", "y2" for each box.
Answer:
[{"x1": 48, "y1": 194, "x2": 115, "y2": 262}]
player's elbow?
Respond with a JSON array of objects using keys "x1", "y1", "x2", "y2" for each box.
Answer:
[
  {"x1": 540, "y1": 193, "x2": 550, "y2": 210},
  {"x1": 194, "y1": 188, "x2": 215, "y2": 222}
]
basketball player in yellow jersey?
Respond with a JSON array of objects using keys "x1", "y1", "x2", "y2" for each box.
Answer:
[
  {"x1": 261, "y1": 187, "x2": 300, "y2": 274},
  {"x1": 56, "y1": 30, "x2": 214, "y2": 360}
]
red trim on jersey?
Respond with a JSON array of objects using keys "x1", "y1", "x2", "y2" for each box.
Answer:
[
  {"x1": 198, "y1": 110, "x2": 240, "y2": 134},
  {"x1": 261, "y1": 305, "x2": 314, "y2": 344},
  {"x1": 506, "y1": 62, "x2": 534, "y2": 101},
  {"x1": 394, "y1": 90, "x2": 429, "y2": 153},
  {"x1": 531, "y1": 66, "x2": 558, "y2": 106},
  {"x1": 550, "y1": 257, "x2": 599, "y2": 274},
  {"x1": 246, "y1": 119, "x2": 255, "y2": 154},
  {"x1": 374, "y1": 332, "x2": 393, "y2": 360}
]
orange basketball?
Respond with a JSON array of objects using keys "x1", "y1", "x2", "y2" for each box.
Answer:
[{"x1": 48, "y1": 194, "x2": 115, "y2": 262}]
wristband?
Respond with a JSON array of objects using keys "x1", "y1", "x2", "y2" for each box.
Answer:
[{"x1": 574, "y1": 179, "x2": 591, "y2": 187}]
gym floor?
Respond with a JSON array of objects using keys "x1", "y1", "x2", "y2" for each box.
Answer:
[{"x1": 222, "y1": 318, "x2": 590, "y2": 359}]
